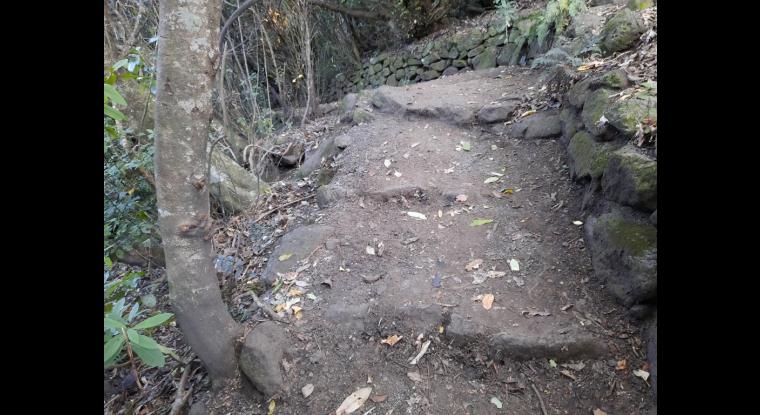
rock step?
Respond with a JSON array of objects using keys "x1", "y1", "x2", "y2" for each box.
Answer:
[{"x1": 322, "y1": 301, "x2": 607, "y2": 361}]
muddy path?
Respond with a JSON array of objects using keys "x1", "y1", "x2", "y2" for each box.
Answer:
[{"x1": 218, "y1": 67, "x2": 654, "y2": 415}]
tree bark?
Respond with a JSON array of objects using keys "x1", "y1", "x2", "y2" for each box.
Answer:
[{"x1": 155, "y1": 0, "x2": 241, "y2": 385}]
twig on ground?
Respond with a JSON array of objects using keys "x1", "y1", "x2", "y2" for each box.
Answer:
[
  {"x1": 530, "y1": 383, "x2": 548, "y2": 415},
  {"x1": 169, "y1": 363, "x2": 195, "y2": 415},
  {"x1": 253, "y1": 194, "x2": 315, "y2": 223}
]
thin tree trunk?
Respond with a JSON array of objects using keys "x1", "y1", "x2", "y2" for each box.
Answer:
[{"x1": 155, "y1": 0, "x2": 241, "y2": 386}]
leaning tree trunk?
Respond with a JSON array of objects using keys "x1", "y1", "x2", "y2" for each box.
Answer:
[{"x1": 155, "y1": 0, "x2": 241, "y2": 386}]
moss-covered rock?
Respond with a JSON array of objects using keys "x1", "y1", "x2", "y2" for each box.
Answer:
[
  {"x1": 585, "y1": 210, "x2": 657, "y2": 306},
  {"x1": 406, "y1": 57, "x2": 422, "y2": 66},
  {"x1": 444, "y1": 46, "x2": 459, "y2": 60},
  {"x1": 496, "y1": 44, "x2": 515, "y2": 66},
  {"x1": 606, "y1": 93, "x2": 657, "y2": 139},
  {"x1": 420, "y1": 69, "x2": 441, "y2": 81},
  {"x1": 598, "y1": 69, "x2": 630, "y2": 90},
  {"x1": 385, "y1": 75, "x2": 398, "y2": 86},
  {"x1": 338, "y1": 93, "x2": 358, "y2": 123},
  {"x1": 559, "y1": 107, "x2": 583, "y2": 147},
  {"x1": 458, "y1": 30, "x2": 485, "y2": 52},
  {"x1": 582, "y1": 89, "x2": 613, "y2": 137},
  {"x1": 567, "y1": 130, "x2": 618, "y2": 180},
  {"x1": 421, "y1": 52, "x2": 442, "y2": 67},
  {"x1": 567, "y1": 77, "x2": 593, "y2": 108},
  {"x1": 373, "y1": 63, "x2": 383, "y2": 73},
  {"x1": 380, "y1": 67, "x2": 391, "y2": 77},
  {"x1": 467, "y1": 44, "x2": 486, "y2": 58},
  {"x1": 430, "y1": 59, "x2": 449, "y2": 72},
  {"x1": 369, "y1": 53, "x2": 388, "y2": 65},
  {"x1": 471, "y1": 47, "x2": 497, "y2": 70},
  {"x1": 452, "y1": 59, "x2": 468, "y2": 68},
  {"x1": 600, "y1": 9, "x2": 645, "y2": 55},
  {"x1": 627, "y1": 0, "x2": 653, "y2": 10},
  {"x1": 352, "y1": 108, "x2": 374, "y2": 124},
  {"x1": 602, "y1": 145, "x2": 657, "y2": 211},
  {"x1": 210, "y1": 146, "x2": 271, "y2": 213},
  {"x1": 395, "y1": 69, "x2": 405, "y2": 79}
]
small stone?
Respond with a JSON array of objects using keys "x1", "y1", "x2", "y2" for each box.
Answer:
[{"x1": 302, "y1": 383, "x2": 314, "y2": 398}]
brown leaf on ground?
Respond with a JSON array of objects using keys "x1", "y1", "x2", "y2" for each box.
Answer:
[
  {"x1": 465, "y1": 259, "x2": 483, "y2": 271},
  {"x1": 482, "y1": 293, "x2": 494, "y2": 310}
]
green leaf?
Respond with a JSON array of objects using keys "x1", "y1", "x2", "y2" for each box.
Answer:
[
  {"x1": 136, "y1": 334, "x2": 161, "y2": 350},
  {"x1": 490, "y1": 396, "x2": 503, "y2": 409},
  {"x1": 131, "y1": 343, "x2": 165, "y2": 367},
  {"x1": 132, "y1": 313, "x2": 174, "y2": 330},
  {"x1": 126, "y1": 328, "x2": 140, "y2": 345},
  {"x1": 104, "y1": 335, "x2": 125, "y2": 363},
  {"x1": 104, "y1": 256, "x2": 113, "y2": 269},
  {"x1": 112, "y1": 59, "x2": 129, "y2": 71},
  {"x1": 484, "y1": 176, "x2": 500, "y2": 184},
  {"x1": 157, "y1": 344, "x2": 181, "y2": 362},
  {"x1": 461, "y1": 141, "x2": 471, "y2": 151},
  {"x1": 470, "y1": 219, "x2": 494, "y2": 227},
  {"x1": 104, "y1": 105, "x2": 126, "y2": 121},
  {"x1": 549, "y1": 359, "x2": 557, "y2": 368},
  {"x1": 104, "y1": 317, "x2": 126, "y2": 330},
  {"x1": 278, "y1": 253, "x2": 293, "y2": 261},
  {"x1": 104, "y1": 84, "x2": 127, "y2": 106}
]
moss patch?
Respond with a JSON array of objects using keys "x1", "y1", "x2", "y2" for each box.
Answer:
[
  {"x1": 568, "y1": 130, "x2": 616, "y2": 179},
  {"x1": 598, "y1": 214, "x2": 657, "y2": 257},
  {"x1": 581, "y1": 89, "x2": 613, "y2": 136}
]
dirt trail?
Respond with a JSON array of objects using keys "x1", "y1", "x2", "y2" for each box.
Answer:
[{"x1": 248, "y1": 67, "x2": 654, "y2": 414}]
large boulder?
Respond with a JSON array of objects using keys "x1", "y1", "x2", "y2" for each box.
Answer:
[
  {"x1": 606, "y1": 92, "x2": 657, "y2": 139},
  {"x1": 585, "y1": 209, "x2": 657, "y2": 306},
  {"x1": 338, "y1": 93, "x2": 358, "y2": 123},
  {"x1": 471, "y1": 46, "x2": 498, "y2": 70},
  {"x1": 476, "y1": 98, "x2": 522, "y2": 123},
  {"x1": 209, "y1": 147, "x2": 271, "y2": 214},
  {"x1": 508, "y1": 111, "x2": 562, "y2": 139},
  {"x1": 238, "y1": 322, "x2": 286, "y2": 396},
  {"x1": 602, "y1": 145, "x2": 657, "y2": 211},
  {"x1": 599, "y1": 9, "x2": 645, "y2": 55},
  {"x1": 581, "y1": 89, "x2": 614, "y2": 137},
  {"x1": 559, "y1": 107, "x2": 583, "y2": 147},
  {"x1": 567, "y1": 131, "x2": 619, "y2": 180},
  {"x1": 295, "y1": 138, "x2": 340, "y2": 178}
]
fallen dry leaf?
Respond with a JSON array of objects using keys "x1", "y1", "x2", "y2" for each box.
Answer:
[
  {"x1": 335, "y1": 387, "x2": 372, "y2": 415},
  {"x1": 633, "y1": 369, "x2": 650, "y2": 381},
  {"x1": 520, "y1": 109, "x2": 536, "y2": 117},
  {"x1": 487, "y1": 271, "x2": 506, "y2": 278},
  {"x1": 370, "y1": 395, "x2": 387, "y2": 403},
  {"x1": 407, "y1": 211, "x2": 427, "y2": 220},
  {"x1": 482, "y1": 293, "x2": 495, "y2": 310},
  {"x1": 509, "y1": 259, "x2": 520, "y2": 271},
  {"x1": 366, "y1": 246, "x2": 376, "y2": 256},
  {"x1": 292, "y1": 306, "x2": 303, "y2": 319},
  {"x1": 380, "y1": 335, "x2": 403, "y2": 346},
  {"x1": 465, "y1": 259, "x2": 483, "y2": 271},
  {"x1": 593, "y1": 409, "x2": 607, "y2": 415},
  {"x1": 560, "y1": 370, "x2": 577, "y2": 381},
  {"x1": 278, "y1": 253, "x2": 294, "y2": 261},
  {"x1": 384, "y1": 159, "x2": 391, "y2": 168},
  {"x1": 616, "y1": 359, "x2": 628, "y2": 371},
  {"x1": 287, "y1": 288, "x2": 303, "y2": 297},
  {"x1": 302, "y1": 383, "x2": 314, "y2": 398},
  {"x1": 407, "y1": 371, "x2": 422, "y2": 382},
  {"x1": 268, "y1": 400, "x2": 276, "y2": 415},
  {"x1": 409, "y1": 340, "x2": 431, "y2": 365},
  {"x1": 456, "y1": 194, "x2": 468, "y2": 202}
]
